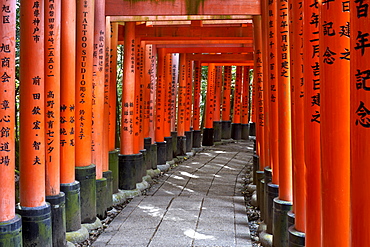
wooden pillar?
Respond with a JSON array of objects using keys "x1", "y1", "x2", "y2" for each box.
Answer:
[
  {"x1": 19, "y1": 0, "x2": 46, "y2": 209},
  {"x1": 171, "y1": 54, "x2": 179, "y2": 133},
  {"x1": 177, "y1": 54, "x2": 186, "y2": 137},
  {"x1": 45, "y1": 0, "x2": 61, "y2": 197},
  {"x1": 221, "y1": 66, "x2": 232, "y2": 139},
  {"x1": 214, "y1": 66, "x2": 222, "y2": 122},
  {"x1": 76, "y1": 0, "x2": 93, "y2": 167},
  {"x1": 164, "y1": 53, "x2": 172, "y2": 138},
  {"x1": 143, "y1": 44, "x2": 152, "y2": 140},
  {"x1": 213, "y1": 66, "x2": 222, "y2": 142},
  {"x1": 75, "y1": 0, "x2": 96, "y2": 224},
  {"x1": 290, "y1": 0, "x2": 306, "y2": 235},
  {"x1": 60, "y1": 0, "x2": 76, "y2": 184},
  {"x1": 193, "y1": 61, "x2": 201, "y2": 147},
  {"x1": 202, "y1": 63, "x2": 215, "y2": 146},
  {"x1": 350, "y1": 0, "x2": 370, "y2": 245},
  {"x1": 241, "y1": 66, "x2": 250, "y2": 125},
  {"x1": 109, "y1": 22, "x2": 118, "y2": 151},
  {"x1": 233, "y1": 66, "x2": 242, "y2": 125},
  {"x1": 155, "y1": 49, "x2": 165, "y2": 143},
  {"x1": 222, "y1": 66, "x2": 232, "y2": 122},
  {"x1": 18, "y1": 0, "x2": 53, "y2": 245},
  {"x1": 0, "y1": 0, "x2": 16, "y2": 222},
  {"x1": 92, "y1": 0, "x2": 106, "y2": 179},
  {"x1": 320, "y1": 1, "x2": 350, "y2": 246},
  {"x1": 121, "y1": 22, "x2": 136, "y2": 155},
  {"x1": 133, "y1": 41, "x2": 143, "y2": 153},
  {"x1": 303, "y1": 0, "x2": 321, "y2": 245},
  {"x1": 104, "y1": 17, "x2": 110, "y2": 172},
  {"x1": 276, "y1": 0, "x2": 292, "y2": 202},
  {"x1": 253, "y1": 15, "x2": 265, "y2": 168},
  {"x1": 273, "y1": 0, "x2": 293, "y2": 245},
  {"x1": 149, "y1": 46, "x2": 157, "y2": 143},
  {"x1": 268, "y1": 0, "x2": 279, "y2": 186},
  {"x1": 185, "y1": 58, "x2": 193, "y2": 132}
]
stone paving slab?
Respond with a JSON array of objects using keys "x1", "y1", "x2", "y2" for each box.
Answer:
[{"x1": 93, "y1": 140, "x2": 254, "y2": 247}]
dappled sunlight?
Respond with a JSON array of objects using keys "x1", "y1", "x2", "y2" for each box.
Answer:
[
  {"x1": 172, "y1": 175, "x2": 185, "y2": 180},
  {"x1": 180, "y1": 171, "x2": 199, "y2": 178},
  {"x1": 214, "y1": 150, "x2": 228, "y2": 154},
  {"x1": 138, "y1": 205, "x2": 163, "y2": 217},
  {"x1": 164, "y1": 180, "x2": 195, "y2": 193},
  {"x1": 184, "y1": 229, "x2": 216, "y2": 240},
  {"x1": 222, "y1": 165, "x2": 237, "y2": 170}
]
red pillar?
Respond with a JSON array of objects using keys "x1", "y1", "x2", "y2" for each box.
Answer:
[
  {"x1": 205, "y1": 64, "x2": 216, "y2": 129},
  {"x1": 253, "y1": 15, "x2": 265, "y2": 169},
  {"x1": 193, "y1": 61, "x2": 201, "y2": 131},
  {"x1": 19, "y1": 0, "x2": 46, "y2": 208},
  {"x1": 185, "y1": 59, "x2": 193, "y2": 132},
  {"x1": 164, "y1": 53, "x2": 172, "y2": 138},
  {"x1": 303, "y1": 0, "x2": 321, "y2": 245},
  {"x1": 290, "y1": 0, "x2": 306, "y2": 234},
  {"x1": 276, "y1": 0, "x2": 292, "y2": 202},
  {"x1": 0, "y1": 0, "x2": 16, "y2": 222},
  {"x1": 155, "y1": 49, "x2": 165, "y2": 143},
  {"x1": 268, "y1": 0, "x2": 279, "y2": 186},
  {"x1": 178, "y1": 54, "x2": 186, "y2": 137},
  {"x1": 320, "y1": 2, "x2": 350, "y2": 246},
  {"x1": 171, "y1": 53, "x2": 179, "y2": 133},
  {"x1": 241, "y1": 66, "x2": 250, "y2": 125},
  {"x1": 121, "y1": 22, "x2": 136, "y2": 155},
  {"x1": 92, "y1": 0, "x2": 106, "y2": 179},
  {"x1": 214, "y1": 66, "x2": 222, "y2": 122},
  {"x1": 109, "y1": 22, "x2": 118, "y2": 151},
  {"x1": 350, "y1": 0, "x2": 370, "y2": 245},
  {"x1": 60, "y1": 0, "x2": 76, "y2": 185}
]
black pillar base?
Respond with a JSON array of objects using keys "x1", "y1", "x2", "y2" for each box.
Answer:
[
  {"x1": 151, "y1": 143, "x2": 158, "y2": 170},
  {"x1": 103, "y1": 170, "x2": 113, "y2": 210},
  {"x1": 140, "y1": 149, "x2": 148, "y2": 177},
  {"x1": 0, "y1": 214, "x2": 22, "y2": 247},
  {"x1": 241, "y1": 123, "x2": 250, "y2": 140},
  {"x1": 273, "y1": 198, "x2": 293, "y2": 247},
  {"x1": 171, "y1": 132, "x2": 178, "y2": 158},
  {"x1": 185, "y1": 130, "x2": 193, "y2": 152},
  {"x1": 176, "y1": 136, "x2": 186, "y2": 156},
  {"x1": 202, "y1": 128, "x2": 214, "y2": 146},
  {"x1": 213, "y1": 121, "x2": 222, "y2": 142},
  {"x1": 109, "y1": 150, "x2": 119, "y2": 194},
  {"x1": 289, "y1": 225, "x2": 305, "y2": 247},
  {"x1": 118, "y1": 154, "x2": 139, "y2": 190},
  {"x1": 135, "y1": 153, "x2": 144, "y2": 183},
  {"x1": 221, "y1": 120, "x2": 232, "y2": 139},
  {"x1": 96, "y1": 178, "x2": 108, "y2": 220},
  {"x1": 267, "y1": 183, "x2": 279, "y2": 234},
  {"x1": 256, "y1": 170, "x2": 264, "y2": 211},
  {"x1": 164, "y1": 136, "x2": 173, "y2": 161},
  {"x1": 231, "y1": 123, "x2": 242, "y2": 140},
  {"x1": 75, "y1": 164, "x2": 97, "y2": 224},
  {"x1": 249, "y1": 122, "x2": 256, "y2": 136},
  {"x1": 144, "y1": 138, "x2": 153, "y2": 170},
  {"x1": 16, "y1": 203, "x2": 52, "y2": 246},
  {"x1": 288, "y1": 210, "x2": 295, "y2": 228},
  {"x1": 253, "y1": 154, "x2": 259, "y2": 185},
  {"x1": 46, "y1": 192, "x2": 67, "y2": 247},
  {"x1": 60, "y1": 181, "x2": 81, "y2": 232},
  {"x1": 156, "y1": 142, "x2": 167, "y2": 166},
  {"x1": 264, "y1": 167, "x2": 272, "y2": 231},
  {"x1": 193, "y1": 130, "x2": 201, "y2": 148}
]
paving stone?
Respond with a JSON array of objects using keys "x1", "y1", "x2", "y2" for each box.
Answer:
[{"x1": 94, "y1": 140, "x2": 254, "y2": 247}]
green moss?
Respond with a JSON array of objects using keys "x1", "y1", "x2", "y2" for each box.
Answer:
[{"x1": 185, "y1": 0, "x2": 205, "y2": 14}]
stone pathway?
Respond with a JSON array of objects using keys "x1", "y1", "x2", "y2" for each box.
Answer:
[{"x1": 94, "y1": 140, "x2": 254, "y2": 247}]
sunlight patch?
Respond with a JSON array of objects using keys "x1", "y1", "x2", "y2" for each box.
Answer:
[{"x1": 184, "y1": 229, "x2": 216, "y2": 240}]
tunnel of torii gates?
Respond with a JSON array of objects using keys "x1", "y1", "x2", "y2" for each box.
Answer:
[{"x1": 0, "y1": 0, "x2": 370, "y2": 246}]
